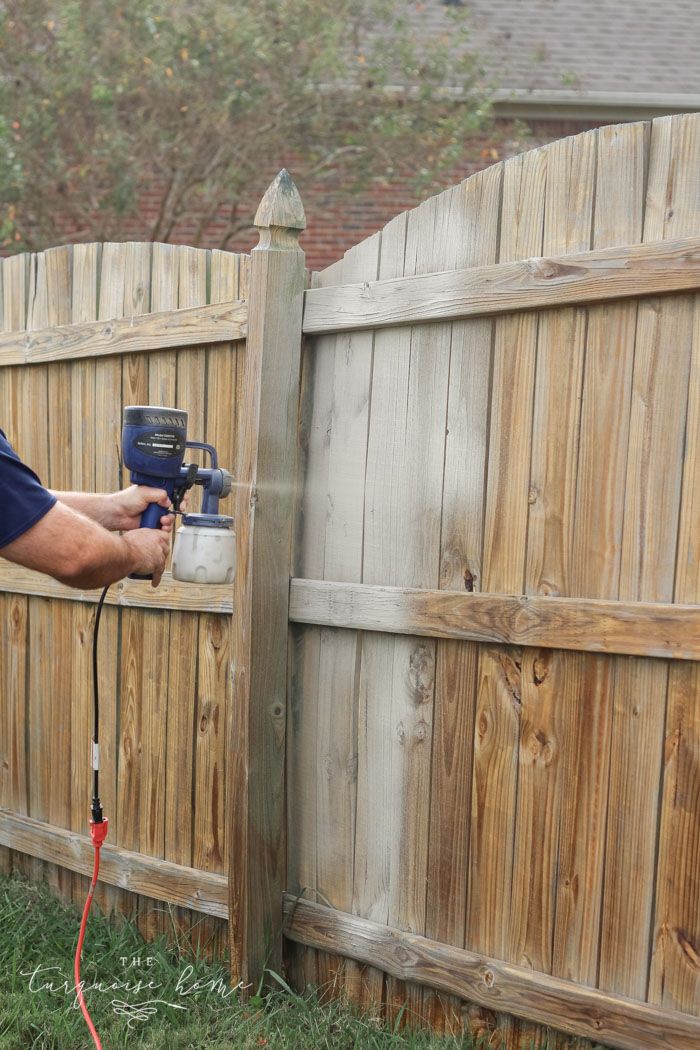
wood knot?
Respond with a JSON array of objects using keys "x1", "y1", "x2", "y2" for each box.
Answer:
[
  {"x1": 407, "y1": 643, "x2": 435, "y2": 704},
  {"x1": 529, "y1": 258, "x2": 581, "y2": 281},
  {"x1": 414, "y1": 719, "x2": 429, "y2": 743},
  {"x1": 525, "y1": 727, "x2": 556, "y2": 766},
  {"x1": 562, "y1": 873, "x2": 579, "y2": 898},
  {"x1": 676, "y1": 928, "x2": 700, "y2": 969},
  {"x1": 477, "y1": 709, "x2": 491, "y2": 743},
  {"x1": 199, "y1": 699, "x2": 214, "y2": 722},
  {"x1": 482, "y1": 969, "x2": 495, "y2": 988},
  {"x1": 532, "y1": 650, "x2": 551, "y2": 685},
  {"x1": 497, "y1": 652, "x2": 522, "y2": 708}
]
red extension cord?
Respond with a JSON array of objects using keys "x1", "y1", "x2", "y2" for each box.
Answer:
[{"x1": 74, "y1": 819, "x2": 109, "y2": 1049}]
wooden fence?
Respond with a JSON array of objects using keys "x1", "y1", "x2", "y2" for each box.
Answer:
[
  {"x1": 0, "y1": 116, "x2": 699, "y2": 1050},
  {"x1": 0, "y1": 170, "x2": 306, "y2": 989},
  {"x1": 0, "y1": 235, "x2": 245, "y2": 957},
  {"x1": 285, "y1": 113, "x2": 700, "y2": 1050}
]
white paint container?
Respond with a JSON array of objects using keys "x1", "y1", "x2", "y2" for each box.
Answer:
[{"x1": 172, "y1": 513, "x2": 236, "y2": 585}]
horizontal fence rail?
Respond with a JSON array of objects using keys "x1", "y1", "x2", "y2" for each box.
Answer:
[
  {"x1": 289, "y1": 579, "x2": 700, "y2": 660},
  {"x1": 302, "y1": 234, "x2": 700, "y2": 334},
  {"x1": 0, "y1": 298, "x2": 247, "y2": 366},
  {"x1": 0, "y1": 564, "x2": 234, "y2": 613},
  {"x1": 0, "y1": 811, "x2": 228, "y2": 918},
  {"x1": 283, "y1": 896, "x2": 700, "y2": 1050}
]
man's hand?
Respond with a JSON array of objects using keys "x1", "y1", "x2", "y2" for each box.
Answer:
[
  {"x1": 52, "y1": 485, "x2": 189, "y2": 531},
  {"x1": 105, "y1": 485, "x2": 175, "y2": 532},
  {"x1": 122, "y1": 528, "x2": 172, "y2": 587}
]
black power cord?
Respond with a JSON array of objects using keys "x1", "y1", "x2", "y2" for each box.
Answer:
[
  {"x1": 90, "y1": 584, "x2": 109, "y2": 824},
  {"x1": 75, "y1": 582, "x2": 111, "y2": 1049}
]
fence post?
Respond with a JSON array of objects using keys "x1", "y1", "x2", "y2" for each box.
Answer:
[{"x1": 229, "y1": 170, "x2": 306, "y2": 991}]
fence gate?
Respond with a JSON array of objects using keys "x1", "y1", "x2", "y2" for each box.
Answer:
[{"x1": 285, "y1": 114, "x2": 700, "y2": 1050}]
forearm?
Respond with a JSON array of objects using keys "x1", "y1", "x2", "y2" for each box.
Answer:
[
  {"x1": 50, "y1": 490, "x2": 117, "y2": 529},
  {"x1": 56, "y1": 525, "x2": 135, "y2": 589},
  {"x1": 1, "y1": 502, "x2": 140, "y2": 589}
]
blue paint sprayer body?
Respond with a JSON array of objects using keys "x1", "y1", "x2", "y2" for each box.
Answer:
[{"x1": 121, "y1": 405, "x2": 235, "y2": 581}]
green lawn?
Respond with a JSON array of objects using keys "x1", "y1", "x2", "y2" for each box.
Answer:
[{"x1": 0, "y1": 874, "x2": 602, "y2": 1049}]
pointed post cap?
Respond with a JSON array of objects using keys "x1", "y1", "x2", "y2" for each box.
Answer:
[{"x1": 254, "y1": 170, "x2": 306, "y2": 250}]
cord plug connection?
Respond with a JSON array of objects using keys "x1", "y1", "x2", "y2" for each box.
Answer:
[
  {"x1": 89, "y1": 817, "x2": 109, "y2": 847},
  {"x1": 90, "y1": 796, "x2": 104, "y2": 825}
]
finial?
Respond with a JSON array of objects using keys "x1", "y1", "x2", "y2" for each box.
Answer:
[{"x1": 254, "y1": 170, "x2": 306, "y2": 250}]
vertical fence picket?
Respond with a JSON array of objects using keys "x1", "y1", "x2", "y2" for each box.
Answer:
[
  {"x1": 287, "y1": 257, "x2": 345, "y2": 993},
  {"x1": 600, "y1": 114, "x2": 698, "y2": 1001},
  {"x1": 427, "y1": 164, "x2": 502, "y2": 1035},
  {"x1": 553, "y1": 123, "x2": 647, "y2": 1032},
  {"x1": 161, "y1": 245, "x2": 209, "y2": 948},
  {"x1": 509, "y1": 130, "x2": 596, "y2": 1050},
  {"x1": 353, "y1": 209, "x2": 409, "y2": 1018},
  {"x1": 0, "y1": 255, "x2": 30, "y2": 882},
  {"x1": 194, "y1": 248, "x2": 239, "y2": 958},
  {"x1": 69, "y1": 243, "x2": 100, "y2": 912},
  {"x1": 91, "y1": 242, "x2": 129, "y2": 919},
  {"x1": 647, "y1": 287, "x2": 700, "y2": 1014},
  {"x1": 137, "y1": 242, "x2": 181, "y2": 941},
  {"x1": 43, "y1": 245, "x2": 74, "y2": 903},
  {"x1": 466, "y1": 148, "x2": 547, "y2": 1046},
  {"x1": 23, "y1": 253, "x2": 55, "y2": 894},
  {"x1": 310, "y1": 231, "x2": 381, "y2": 1003}
]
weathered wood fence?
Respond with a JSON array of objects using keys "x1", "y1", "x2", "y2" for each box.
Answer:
[
  {"x1": 0, "y1": 115, "x2": 699, "y2": 1049},
  {"x1": 0, "y1": 170, "x2": 306, "y2": 988},
  {"x1": 285, "y1": 113, "x2": 700, "y2": 1050},
  {"x1": 0, "y1": 236, "x2": 245, "y2": 956}
]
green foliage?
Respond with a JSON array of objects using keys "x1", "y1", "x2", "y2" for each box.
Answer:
[{"x1": 0, "y1": 0, "x2": 492, "y2": 250}]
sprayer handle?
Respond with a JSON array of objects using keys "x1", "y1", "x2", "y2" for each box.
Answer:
[
  {"x1": 130, "y1": 481, "x2": 173, "y2": 579},
  {"x1": 139, "y1": 501, "x2": 166, "y2": 530}
]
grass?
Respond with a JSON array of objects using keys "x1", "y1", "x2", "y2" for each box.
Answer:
[{"x1": 0, "y1": 874, "x2": 606, "y2": 1050}]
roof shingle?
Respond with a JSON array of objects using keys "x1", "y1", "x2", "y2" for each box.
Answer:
[{"x1": 421, "y1": 0, "x2": 700, "y2": 98}]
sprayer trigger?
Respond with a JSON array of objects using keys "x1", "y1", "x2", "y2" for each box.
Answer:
[{"x1": 91, "y1": 742, "x2": 100, "y2": 771}]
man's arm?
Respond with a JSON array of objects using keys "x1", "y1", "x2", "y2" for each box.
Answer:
[
  {"x1": 0, "y1": 501, "x2": 170, "y2": 588},
  {"x1": 50, "y1": 485, "x2": 173, "y2": 532}
]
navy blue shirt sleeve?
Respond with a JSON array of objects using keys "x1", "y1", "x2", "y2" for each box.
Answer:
[{"x1": 0, "y1": 428, "x2": 57, "y2": 548}]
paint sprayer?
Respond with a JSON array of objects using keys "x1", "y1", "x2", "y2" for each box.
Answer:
[{"x1": 122, "y1": 405, "x2": 236, "y2": 584}]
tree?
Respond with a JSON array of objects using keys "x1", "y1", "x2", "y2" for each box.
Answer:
[{"x1": 0, "y1": 0, "x2": 492, "y2": 250}]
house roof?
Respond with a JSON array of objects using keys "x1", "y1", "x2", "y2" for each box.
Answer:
[{"x1": 422, "y1": 0, "x2": 700, "y2": 118}]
